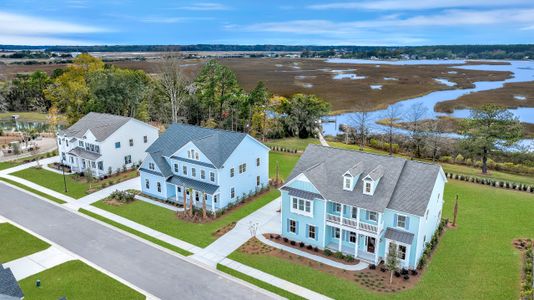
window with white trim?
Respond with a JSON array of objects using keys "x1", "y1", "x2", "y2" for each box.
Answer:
[
  {"x1": 157, "y1": 182, "x2": 161, "y2": 192},
  {"x1": 398, "y1": 244, "x2": 407, "y2": 260},
  {"x1": 256, "y1": 176, "x2": 260, "y2": 186},
  {"x1": 332, "y1": 227, "x2": 340, "y2": 239},
  {"x1": 129, "y1": 139, "x2": 134, "y2": 147},
  {"x1": 231, "y1": 187, "x2": 235, "y2": 198},
  {"x1": 290, "y1": 197, "x2": 312, "y2": 216},
  {"x1": 174, "y1": 164, "x2": 178, "y2": 172},
  {"x1": 210, "y1": 172, "x2": 215, "y2": 182},
  {"x1": 367, "y1": 211, "x2": 378, "y2": 222},
  {"x1": 183, "y1": 166, "x2": 187, "y2": 175},
  {"x1": 351, "y1": 207, "x2": 358, "y2": 219},
  {"x1": 143, "y1": 135, "x2": 148, "y2": 143},
  {"x1": 201, "y1": 170, "x2": 205, "y2": 179},
  {"x1": 364, "y1": 181, "x2": 372, "y2": 194},
  {"x1": 148, "y1": 163, "x2": 155, "y2": 170},
  {"x1": 145, "y1": 179, "x2": 150, "y2": 189},
  {"x1": 343, "y1": 176, "x2": 352, "y2": 190},
  {"x1": 349, "y1": 231, "x2": 357, "y2": 243},
  {"x1": 397, "y1": 215, "x2": 407, "y2": 229},
  {"x1": 191, "y1": 168, "x2": 196, "y2": 177},
  {"x1": 288, "y1": 219, "x2": 297, "y2": 233},
  {"x1": 256, "y1": 157, "x2": 260, "y2": 166},
  {"x1": 332, "y1": 202, "x2": 341, "y2": 213},
  {"x1": 307, "y1": 225, "x2": 316, "y2": 239},
  {"x1": 230, "y1": 168, "x2": 235, "y2": 177}
]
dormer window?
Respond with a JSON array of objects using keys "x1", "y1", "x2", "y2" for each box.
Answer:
[
  {"x1": 365, "y1": 181, "x2": 372, "y2": 193},
  {"x1": 343, "y1": 176, "x2": 352, "y2": 191}
]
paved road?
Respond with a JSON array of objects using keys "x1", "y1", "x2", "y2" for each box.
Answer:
[{"x1": 0, "y1": 183, "x2": 274, "y2": 300}]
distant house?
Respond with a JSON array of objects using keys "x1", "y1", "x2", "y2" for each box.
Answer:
[
  {"x1": 280, "y1": 145, "x2": 447, "y2": 268},
  {"x1": 139, "y1": 124, "x2": 269, "y2": 212},
  {"x1": 57, "y1": 112, "x2": 159, "y2": 178},
  {"x1": 0, "y1": 266, "x2": 23, "y2": 300}
]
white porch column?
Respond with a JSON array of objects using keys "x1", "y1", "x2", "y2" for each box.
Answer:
[
  {"x1": 354, "y1": 233, "x2": 358, "y2": 258},
  {"x1": 356, "y1": 207, "x2": 360, "y2": 230},
  {"x1": 322, "y1": 200, "x2": 328, "y2": 248},
  {"x1": 377, "y1": 212, "x2": 382, "y2": 235},
  {"x1": 211, "y1": 194, "x2": 215, "y2": 211},
  {"x1": 339, "y1": 203, "x2": 345, "y2": 252},
  {"x1": 175, "y1": 185, "x2": 179, "y2": 203}
]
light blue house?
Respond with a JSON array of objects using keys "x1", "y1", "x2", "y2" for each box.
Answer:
[
  {"x1": 280, "y1": 145, "x2": 447, "y2": 268},
  {"x1": 139, "y1": 124, "x2": 269, "y2": 212}
]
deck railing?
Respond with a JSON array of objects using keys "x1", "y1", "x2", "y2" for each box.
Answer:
[{"x1": 327, "y1": 214, "x2": 379, "y2": 234}]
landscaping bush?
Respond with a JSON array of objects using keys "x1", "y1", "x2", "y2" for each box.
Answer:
[
  {"x1": 394, "y1": 271, "x2": 401, "y2": 277},
  {"x1": 299, "y1": 242, "x2": 305, "y2": 248},
  {"x1": 380, "y1": 267, "x2": 387, "y2": 272},
  {"x1": 334, "y1": 251, "x2": 344, "y2": 259},
  {"x1": 410, "y1": 269, "x2": 418, "y2": 276},
  {"x1": 403, "y1": 275, "x2": 410, "y2": 281},
  {"x1": 283, "y1": 237, "x2": 288, "y2": 243},
  {"x1": 369, "y1": 264, "x2": 376, "y2": 270},
  {"x1": 306, "y1": 245, "x2": 313, "y2": 250},
  {"x1": 313, "y1": 247, "x2": 319, "y2": 252},
  {"x1": 290, "y1": 241, "x2": 296, "y2": 246},
  {"x1": 344, "y1": 255, "x2": 355, "y2": 263},
  {"x1": 108, "y1": 190, "x2": 135, "y2": 204},
  {"x1": 401, "y1": 268, "x2": 409, "y2": 275},
  {"x1": 323, "y1": 249, "x2": 333, "y2": 256}
]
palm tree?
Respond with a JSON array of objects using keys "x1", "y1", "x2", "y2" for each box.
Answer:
[{"x1": 188, "y1": 188, "x2": 194, "y2": 216}]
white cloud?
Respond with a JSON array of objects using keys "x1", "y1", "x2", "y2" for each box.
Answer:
[
  {"x1": 309, "y1": 0, "x2": 533, "y2": 11},
  {"x1": 0, "y1": 11, "x2": 107, "y2": 35},
  {"x1": 175, "y1": 2, "x2": 229, "y2": 11},
  {"x1": 0, "y1": 11, "x2": 107, "y2": 45},
  {"x1": 0, "y1": 34, "x2": 96, "y2": 46},
  {"x1": 521, "y1": 25, "x2": 534, "y2": 30}
]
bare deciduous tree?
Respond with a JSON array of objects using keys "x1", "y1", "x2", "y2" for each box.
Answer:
[
  {"x1": 159, "y1": 55, "x2": 190, "y2": 123},
  {"x1": 406, "y1": 103, "x2": 428, "y2": 158},
  {"x1": 350, "y1": 103, "x2": 374, "y2": 151},
  {"x1": 381, "y1": 103, "x2": 403, "y2": 156}
]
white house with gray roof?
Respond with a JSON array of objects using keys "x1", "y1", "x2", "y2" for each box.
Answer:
[
  {"x1": 57, "y1": 112, "x2": 159, "y2": 178},
  {"x1": 280, "y1": 144, "x2": 447, "y2": 268},
  {"x1": 139, "y1": 123, "x2": 269, "y2": 212}
]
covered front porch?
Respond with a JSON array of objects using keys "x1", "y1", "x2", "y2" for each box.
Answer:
[
  {"x1": 325, "y1": 225, "x2": 380, "y2": 264},
  {"x1": 166, "y1": 175, "x2": 220, "y2": 212},
  {"x1": 64, "y1": 147, "x2": 103, "y2": 177}
]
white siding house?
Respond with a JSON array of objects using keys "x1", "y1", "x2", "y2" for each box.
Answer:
[{"x1": 57, "y1": 112, "x2": 159, "y2": 178}]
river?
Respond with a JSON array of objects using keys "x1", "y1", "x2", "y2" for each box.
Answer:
[{"x1": 321, "y1": 59, "x2": 534, "y2": 151}]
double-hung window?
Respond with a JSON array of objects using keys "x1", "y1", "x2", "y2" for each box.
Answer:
[
  {"x1": 129, "y1": 139, "x2": 133, "y2": 147},
  {"x1": 201, "y1": 170, "x2": 205, "y2": 179},
  {"x1": 191, "y1": 168, "x2": 196, "y2": 177},
  {"x1": 398, "y1": 244, "x2": 407, "y2": 260},
  {"x1": 157, "y1": 182, "x2": 161, "y2": 192},
  {"x1": 230, "y1": 168, "x2": 235, "y2": 177},
  {"x1": 143, "y1": 136, "x2": 148, "y2": 143},
  {"x1": 183, "y1": 166, "x2": 187, "y2": 175},
  {"x1": 397, "y1": 215, "x2": 407, "y2": 229},
  {"x1": 256, "y1": 157, "x2": 260, "y2": 166},
  {"x1": 124, "y1": 155, "x2": 132, "y2": 164},
  {"x1": 307, "y1": 225, "x2": 316, "y2": 239},
  {"x1": 367, "y1": 211, "x2": 378, "y2": 222},
  {"x1": 332, "y1": 227, "x2": 340, "y2": 239},
  {"x1": 210, "y1": 172, "x2": 215, "y2": 182},
  {"x1": 349, "y1": 231, "x2": 357, "y2": 243},
  {"x1": 230, "y1": 188, "x2": 235, "y2": 198},
  {"x1": 174, "y1": 164, "x2": 178, "y2": 172},
  {"x1": 148, "y1": 163, "x2": 155, "y2": 170},
  {"x1": 332, "y1": 202, "x2": 341, "y2": 213},
  {"x1": 288, "y1": 219, "x2": 297, "y2": 234},
  {"x1": 351, "y1": 207, "x2": 358, "y2": 219},
  {"x1": 145, "y1": 179, "x2": 150, "y2": 189}
]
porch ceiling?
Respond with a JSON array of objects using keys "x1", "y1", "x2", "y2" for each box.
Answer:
[{"x1": 67, "y1": 147, "x2": 101, "y2": 160}]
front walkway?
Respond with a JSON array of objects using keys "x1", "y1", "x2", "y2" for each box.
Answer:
[
  {"x1": 191, "y1": 197, "x2": 282, "y2": 267},
  {"x1": 2, "y1": 246, "x2": 76, "y2": 280}
]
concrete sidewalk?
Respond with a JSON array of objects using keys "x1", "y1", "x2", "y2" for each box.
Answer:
[
  {"x1": 0, "y1": 156, "x2": 59, "y2": 175},
  {"x1": 220, "y1": 258, "x2": 332, "y2": 300},
  {"x1": 191, "y1": 197, "x2": 282, "y2": 267},
  {"x1": 65, "y1": 177, "x2": 141, "y2": 210},
  {"x1": 2, "y1": 246, "x2": 76, "y2": 280}
]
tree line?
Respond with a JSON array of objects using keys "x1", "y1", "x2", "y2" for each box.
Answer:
[{"x1": 0, "y1": 53, "x2": 330, "y2": 139}]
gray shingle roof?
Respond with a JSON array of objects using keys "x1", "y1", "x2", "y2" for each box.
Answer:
[
  {"x1": 171, "y1": 156, "x2": 216, "y2": 169},
  {"x1": 385, "y1": 228, "x2": 414, "y2": 244},
  {"x1": 345, "y1": 162, "x2": 364, "y2": 176},
  {"x1": 367, "y1": 165, "x2": 385, "y2": 181},
  {"x1": 0, "y1": 267, "x2": 23, "y2": 299},
  {"x1": 146, "y1": 124, "x2": 249, "y2": 170},
  {"x1": 68, "y1": 147, "x2": 102, "y2": 160},
  {"x1": 285, "y1": 145, "x2": 442, "y2": 216},
  {"x1": 281, "y1": 186, "x2": 324, "y2": 200},
  {"x1": 167, "y1": 175, "x2": 219, "y2": 194},
  {"x1": 149, "y1": 152, "x2": 172, "y2": 178},
  {"x1": 58, "y1": 112, "x2": 132, "y2": 141}
]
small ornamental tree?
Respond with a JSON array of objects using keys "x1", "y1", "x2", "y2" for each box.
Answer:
[{"x1": 386, "y1": 243, "x2": 400, "y2": 284}]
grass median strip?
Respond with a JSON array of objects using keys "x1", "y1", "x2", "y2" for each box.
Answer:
[
  {"x1": 78, "y1": 208, "x2": 192, "y2": 256},
  {"x1": 0, "y1": 177, "x2": 66, "y2": 204},
  {"x1": 217, "y1": 264, "x2": 305, "y2": 300},
  {"x1": 0, "y1": 223, "x2": 50, "y2": 263},
  {"x1": 19, "y1": 260, "x2": 144, "y2": 300}
]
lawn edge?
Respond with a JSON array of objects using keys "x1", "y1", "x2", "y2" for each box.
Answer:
[
  {"x1": 216, "y1": 264, "x2": 306, "y2": 300},
  {"x1": 0, "y1": 177, "x2": 66, "y2": 204},
  {"x1": 78, "y1": 208, "x2": 192, "y2": 256}
]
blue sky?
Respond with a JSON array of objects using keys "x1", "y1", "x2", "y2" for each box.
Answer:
[{"x1": 1, "y1": 0, "x2": 534, "y2": 46}]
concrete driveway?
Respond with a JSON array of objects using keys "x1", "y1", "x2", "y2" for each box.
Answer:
[{"x1": 0, "y1": 183, "x2": 275, "y2": 300}]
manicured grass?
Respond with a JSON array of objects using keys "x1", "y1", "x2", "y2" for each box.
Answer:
[
  {"x1": 92, "y1": 189, "x2": 281, "y2": 248},
  {"x1": 0, "y1": 150, "x2": 58, "y2": 171},
  {"x1": 269, "y1": 152, "x2": 300, "y2": 181},
  {"x1": 12, "y1": 168, "x2": 89, "y2": 199},
  {"x1": 79, "y1": 208, "x2": 192, "y2": 256},
  {"x1": 0, "y1": 223, "x2": 49, "y2": 263},
  {"x1": 0, "y1": 111, "x2": 52, "y2": 122},
  {"x1": 0, "y1": 177, "x2": 67, "y2": 204},
  {"x1": 217, "y1": 264, "x2": 305, "y2": 300},
  {"x1": 265, "y1": 137, "x2": 320, "y2": 151},
  {"x1": 0, "y1": 161, "x2": 18, "y2": 171},
  {"x1": 228, "y1": 181, "x2": 534, "y2": 300},
  {"x1": 19, "y1": 260, "x2": 144, "y2": 300}
]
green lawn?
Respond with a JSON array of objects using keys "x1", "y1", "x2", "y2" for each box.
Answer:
[
  {"x1": 12, "y1": 168, "x2": 89, "y2": 199},
  {"x1": 92, "y1": 189, "x2": 281, "y2": 248},
  {"x1": 19, "y1": 260, "x2": 144, "y2": 300},
  {"x1": 0, "y1": 161, "x2": 18, "y2": 171},
  {"x1": 0, "y1": 177, "x2": 67, "y2": 204},
  {"x1": 265, "y1": 137, "x2": 320, "y2": 151},
  {"x1": 217, "y1": 264, "x2": 305, "y2": 300},
  {"x1": 269, "y1": 152, "x2": 300, "y2": 181},
  {"x1": 0, "y1": 223, "x2": 50, "y2": 263},
  {"x1": 79, "y1": 208, "x2": 192, "y2": 256},
  {"x1": 0, "y1": 150, "x2": 58, "y2": 171},
  {"x1": 228, "y1": 181, "x2": 534, "y2": 300}
]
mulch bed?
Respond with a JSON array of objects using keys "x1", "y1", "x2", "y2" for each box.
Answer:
[
  {"x1": 213, "y1": 222, "x2": 237, "y2": 237},
  {"x1": 263, "y1": 233, "x2": 360, "y2": 265},
  {"x1": 239, "y1": 238, "x2": 422, "y2": 293}
]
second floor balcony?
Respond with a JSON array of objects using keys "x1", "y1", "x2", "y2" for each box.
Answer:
[{"x1": 326, "y1": 213, "x2": 379, "y2": 234}]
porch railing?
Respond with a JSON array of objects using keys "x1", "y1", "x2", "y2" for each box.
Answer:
[
  {"x1": 326, "y1": 214, "x2": 341, "y2": 223},
  {"x1": 359, "y1": 222, "x2": 378, "y2": 234},
  {"x1": 327, "y1": 214, "x2": 379, "y2": 234}
]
